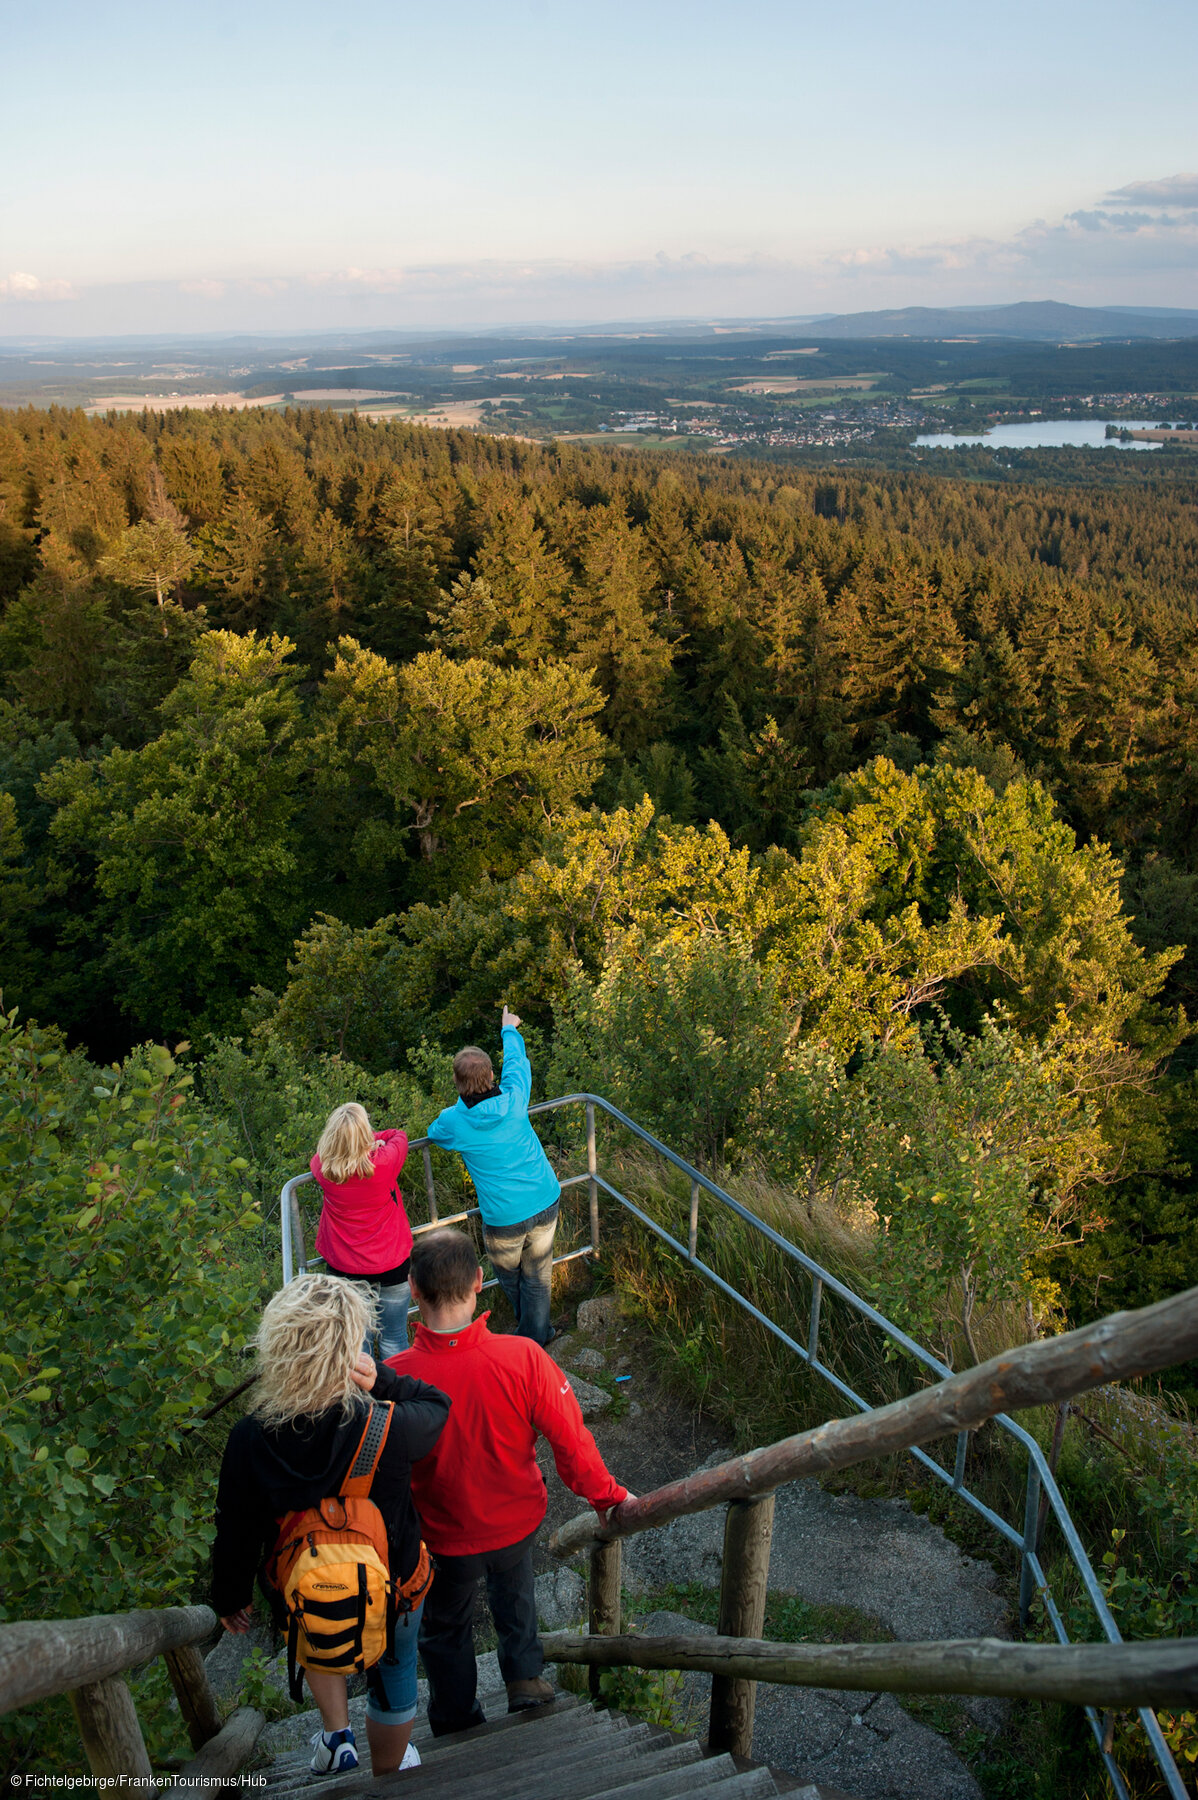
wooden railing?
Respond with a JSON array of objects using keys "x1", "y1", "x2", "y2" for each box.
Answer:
[
  {"x1": 541, "y1": 1631, "x2": 1198, "y2": 1710},
  {"x1": 0, "y1": 1605, "x2": 264, "y2": 1789},
  {"x1": 545, "y1": 1281, "x2": 1198, "y2": 1800}
]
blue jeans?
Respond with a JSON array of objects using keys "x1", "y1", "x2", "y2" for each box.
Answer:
[
  {"x1": 419, "y1": 1532, "x2": 541, "y2": 1736},
  {"x1": 364, "y1": 1594, "x2": 425, "y2": 1726},
  {"x1": 370, "y1": 1280, "x2": 411, "y2": 1361},
  {"x1": 483, "y1": 1201, "x2": 559, "y2": 1345},
  {"x1": 323, "y1": 1263, "x2": 411, "y2": 1361}
]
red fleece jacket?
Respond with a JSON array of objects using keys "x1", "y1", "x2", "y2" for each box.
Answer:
[{"x1": 386, "y1": 1313, "x2": 627, "y2": 1555}]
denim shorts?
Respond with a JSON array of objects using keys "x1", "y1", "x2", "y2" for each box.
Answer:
[{"x1": 364, "y1": 1595, "x2": 425, "y2": 1726}]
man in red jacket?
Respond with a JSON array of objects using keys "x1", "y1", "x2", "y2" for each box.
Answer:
[{"x1": 387, "y1": 1228, "x2": 629, "y2": 1736}]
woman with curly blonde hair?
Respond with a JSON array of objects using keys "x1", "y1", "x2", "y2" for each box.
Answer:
[
  {"x1": 213, "y1": 1275, "x2": 450, "y2": 1777},
  {"x1": 312, "y1": 1102, "x2": 413, "y2": 1358}
]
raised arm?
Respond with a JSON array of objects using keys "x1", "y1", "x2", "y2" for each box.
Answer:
[{"x1": 499, "y1": 1006, "x2": 532, "y2": 1111}]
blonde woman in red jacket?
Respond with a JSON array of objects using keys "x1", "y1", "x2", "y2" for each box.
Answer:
[{"x1": 311, "y1": 1103, "x2": 413, "y2": 1358}]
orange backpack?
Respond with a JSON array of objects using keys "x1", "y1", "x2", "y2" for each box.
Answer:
[{"x1": 267, "y1": 1400, "x2": 432, "y2": 1702}]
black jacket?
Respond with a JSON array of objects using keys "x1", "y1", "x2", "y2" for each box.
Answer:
[{"x1": 211, "y1": 1364, "x2": 450, "y2": 1617}]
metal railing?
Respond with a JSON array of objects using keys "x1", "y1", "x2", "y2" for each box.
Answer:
[{"x1": 279, "y1": 1092, "x2": 1187, "y2": 1799}]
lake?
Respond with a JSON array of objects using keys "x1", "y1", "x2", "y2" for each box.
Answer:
[{"x1": 913, "y1": 419, "x2": 1164, "y2": 452}]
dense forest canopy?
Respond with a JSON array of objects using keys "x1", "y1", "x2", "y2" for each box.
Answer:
[{"x1": 0, "y1": 401, "x2": 1195, "y2": 1358}]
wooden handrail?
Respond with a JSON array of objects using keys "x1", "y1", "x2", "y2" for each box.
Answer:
[
  {"x1": 0, "y1": 1605, "x2": 216, "y2": 1715},
  {"x1": 551, "y1": 1282, "x2": 1198, "y2": 1557},
  {"x1": 541, "y1": 1631, "x2": 1198, "y2": 1711}
]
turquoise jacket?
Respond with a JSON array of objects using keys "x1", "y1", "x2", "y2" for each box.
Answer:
[{"x1": 427, "y1": 1028, "x2": 560, "y2": 1228}]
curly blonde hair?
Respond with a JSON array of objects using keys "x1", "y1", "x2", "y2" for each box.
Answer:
[
  {"x1": 316, "y1": 1102, "x2": 378, "y2": 1184},
  {"x1": 249, "y1": 1274, "x2": 376, "y2": 1428}
]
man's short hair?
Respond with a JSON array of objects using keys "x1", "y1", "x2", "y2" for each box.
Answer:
[
  {"x1": 453, "y1": 1045, "x2": 494, "y2": 1096},
  {"x1": 411, "y1": 1229, "x2": 481, "y2": 1307}
]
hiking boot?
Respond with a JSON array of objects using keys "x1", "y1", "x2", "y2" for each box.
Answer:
[
  {"x1": 310, "y1": 1726, "x2": 359, "y2": 1774},
  {"x1": 507, "y1": 1677, "x2": 555, "y2": 1712}
]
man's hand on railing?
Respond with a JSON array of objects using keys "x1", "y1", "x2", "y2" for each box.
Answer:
[{"x1": 598, "y1": 1493, "x2": 636, "y2": 1528}]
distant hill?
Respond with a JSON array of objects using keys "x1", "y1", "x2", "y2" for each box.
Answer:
[{"x1": 800, "y1": 301, "x2": 1198, "y2": 341}]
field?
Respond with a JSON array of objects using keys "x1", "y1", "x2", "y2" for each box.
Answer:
[{"x1": 3, "y1": 323, "x2": 1198, "y2": 469}]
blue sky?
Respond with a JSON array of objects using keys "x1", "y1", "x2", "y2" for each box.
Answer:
[{"x1": 3, "y1": 0, "x2": 1197, "y2": 332}]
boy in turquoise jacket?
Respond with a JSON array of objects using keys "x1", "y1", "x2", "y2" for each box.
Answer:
[{"x1": 427, "y1": 1006, "x2": 561, "y2": 1344}]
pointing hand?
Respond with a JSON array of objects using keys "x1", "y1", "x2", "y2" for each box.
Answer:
[{"x1": 502, "y1": 1004, "x2": 521, "y2": 1030}]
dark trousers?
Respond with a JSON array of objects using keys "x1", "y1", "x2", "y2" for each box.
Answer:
[{"x1": 419, "y1": 1530, "x2": 542, "y2": 1736}]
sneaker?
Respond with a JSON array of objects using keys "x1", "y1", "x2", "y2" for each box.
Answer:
[
  {"x1": 506, "y1": 1676, "x2": 555, "y2": 1712},
  {"x1": 399, "y1": 1742, "x2": 422, "y2": 1770},
  {"x1": 310, "y1": 1727, "x2": 359, "y2": 1774}
]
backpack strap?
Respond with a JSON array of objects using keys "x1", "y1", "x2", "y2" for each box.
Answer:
[
  {"x1": 339, "y1": 1400, "x2": 393, "y2": 1500},
  {"x1": 286, "y1": 1610, "x2": 305, "y2": 1704}
]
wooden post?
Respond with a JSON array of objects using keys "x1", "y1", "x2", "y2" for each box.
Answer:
[
  {"x1": 164, "y1": 1642, "x2": 223, "y2": 1751},
  {"x1": 69, "y1": 1674, "x2": 154, "y2": 1779},
  {"x1": 159, "y1": 1706, "x2": 266, "y2": 1799},
  {"x1": 708, "y1": 1493, "x2": 775, "y2": 1758},
  {"x1": 588, "y1": 1537, "x2": 621, "y2": 1700}
]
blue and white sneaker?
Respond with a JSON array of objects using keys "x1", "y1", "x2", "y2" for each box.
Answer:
[{"x1": 310, "y1": 1726, "x2": 359, "y2": 1774}]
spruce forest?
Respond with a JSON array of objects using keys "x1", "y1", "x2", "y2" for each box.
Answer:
[
  {"x1": 4, "y1": 402, "x2": 1198, "y2": 1323},
  {"x1": 2, "y1": 401, "x2": 1197, "y2": 1783}
]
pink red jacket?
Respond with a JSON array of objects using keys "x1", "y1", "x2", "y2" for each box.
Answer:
[
  {"x1": 387, "y1": 1313, "x2": 627, "y2": 1554},
  {"x1": 311, "y1": 1128, "x2": 412, "y2": 1276}
]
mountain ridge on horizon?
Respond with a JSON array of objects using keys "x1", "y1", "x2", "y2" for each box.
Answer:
[
  {"x1": 3, "y1": 298, "x2": 1198, "y2": 356},
  {"x1": 800, "y1": 299, "x2": 1198, "y2": 340}
]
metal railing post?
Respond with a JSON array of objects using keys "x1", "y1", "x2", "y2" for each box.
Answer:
[
  {"x1": 280, "y1": 1184, "x2": 293, "y2": 1286},
  {"x1": 586, "y1": 1101, "x2": 599, "y2": 1254},
  {"x1": 688, "y1": 1180, "x2": 700, "y2": 1261},
  {"x1": 289, "y1": 1190, "x2": 308, "y2": 1276},
  {"x1": 422, "y1": 1145, "x2": 438, "y2": 1226},
  {"x1": 952, "y1": 1432, "x2": 969, "y2": 1491},
  {"x1": 807, "y1": 1275, "x2": 823, "y2": 1364},
  {"x1": 708, "y1": 1493, "x2": 776, "y2": 1757},
  {"x1": 1020, "y1": 1458, "x2": 1042, "y2": 1626}
]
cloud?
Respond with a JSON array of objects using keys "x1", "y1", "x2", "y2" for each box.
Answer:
[
  {"x1": 0, "y1": 271, "x2": 77, "y2": 301},
  {"x1": 5, "y1": 174, "x2": 1198, "y2": 333},
  {"x1": 826, "y1": 180, "x2": 1198, "y2": 298},
  {"x1": 1106, "y1": 173, "x2": 1198, "y2": 209}
]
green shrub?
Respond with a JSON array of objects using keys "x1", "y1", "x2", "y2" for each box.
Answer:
[{"x1": 0, "y1": 1011, "x2": 264, "y2": 1625}]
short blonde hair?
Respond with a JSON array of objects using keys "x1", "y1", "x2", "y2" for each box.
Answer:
[
  {"x1": 453, "y1": 1047, "x2": 494, "y2": 1096},
  {"x1": 316, "y1": 1102, "x2": 376, "y2": 1184},
  {"x1": 249, "y1": 1274, "x2": 376, "y2": 1429}
]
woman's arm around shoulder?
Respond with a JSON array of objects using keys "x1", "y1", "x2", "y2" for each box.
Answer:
[{"x1": 371, "y1": 1359, "x2": 451, "y2": 1462}]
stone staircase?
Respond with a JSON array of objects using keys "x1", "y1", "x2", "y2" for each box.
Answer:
[{"x1": 251, "y1": 1669, "x2": 788, "y2": 1800}]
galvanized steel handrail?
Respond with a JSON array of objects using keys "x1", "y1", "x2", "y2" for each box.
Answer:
[{"x1": 279, "y1": 1091, "x2": 1186, "y2": 1798}]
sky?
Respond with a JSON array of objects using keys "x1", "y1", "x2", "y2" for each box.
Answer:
[{"x1": 3, "y1": 0, "x2": 1197, "y2": 336}]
